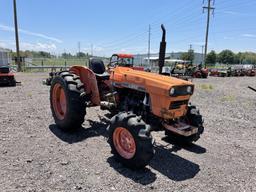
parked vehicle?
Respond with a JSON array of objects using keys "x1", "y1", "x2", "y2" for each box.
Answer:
[{"x1": 47, "y1": 25, "x2": 204, "y2": 169}]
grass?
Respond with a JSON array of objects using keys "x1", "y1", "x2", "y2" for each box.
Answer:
[
  {"x1": 221, "y1": 95, "x2": 236, "y2": 102},
  {"x1": 199, "y1": 84, "x2": 214, "y2": 91}
]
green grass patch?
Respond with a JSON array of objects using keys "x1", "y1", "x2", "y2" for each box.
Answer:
[
  {"x1": 221, "y1": 95, "x2": 236, "y2": 102},
  {"x1": 199, "y1": 84, "x2": 214, "y2": 91}
]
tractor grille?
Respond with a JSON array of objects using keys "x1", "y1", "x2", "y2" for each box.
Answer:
[{"x1": 169, "y1": 100, "x2": 188, "y2": 110}]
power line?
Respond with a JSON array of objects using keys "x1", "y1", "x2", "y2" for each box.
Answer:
[{"x1": 203, "y1": 0, "x2": 215, "y2": 68}]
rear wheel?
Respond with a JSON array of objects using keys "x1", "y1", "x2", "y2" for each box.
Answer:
[
  {"x1": 165, "y1": 105, "x2": 204, "y2": 144},
  {"x1": 108, "y1": 112, "x2": 155, "y2": 169},
  {"x1": 50, "y1": 71, "x2": 86, "y2": 131}
]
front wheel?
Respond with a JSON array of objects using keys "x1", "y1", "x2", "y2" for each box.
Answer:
[{"x1": 108, "y1": 112, "x2": 155, "y2": 169}]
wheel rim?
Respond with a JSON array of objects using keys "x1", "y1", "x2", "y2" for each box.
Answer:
[
  {"x1": 52, "y1": 83, "x2": 67, "y2": 120},
  {"x1": 113, "y1": 127, "x2": 136, "y2": 159}
]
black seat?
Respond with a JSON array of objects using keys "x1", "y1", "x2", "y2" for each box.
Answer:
[{"x1": 89, "y1": 58, "x2": 110, "y2": 80}]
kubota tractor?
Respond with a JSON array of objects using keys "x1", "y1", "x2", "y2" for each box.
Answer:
[{"x1": 49, "y1": 25, "x2": 204, "y2": 169}]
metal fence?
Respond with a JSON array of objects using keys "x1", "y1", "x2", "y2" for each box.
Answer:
[{"x1": 23, "y1": 58, "x2": 90, "y2": 72}]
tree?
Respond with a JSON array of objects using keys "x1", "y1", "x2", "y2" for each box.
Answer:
[
  {"x1": 76, "y1": 52, "x2": 86, "y2": 58},
  {"x1": 38, "y1": 51, "x2": 52, "y2": 58},
  {"x1": 62, "y1": 52, "x2": 73, "y2": 58},
  {"x1": 205, "y1": 50, "x2": 217, "y2": 65},
  {"x1": 242, "y1": 52, "x2": 256, "y2": 64},
  {"x1": 181, "y1": 49, "x2": 194, "y2": 63},
  {"x1": 234, "y1": 52, "x2": 243, "y2": 64},
  {"x1": 217, "y1": 50, "x2": 235, "y2": 64}
]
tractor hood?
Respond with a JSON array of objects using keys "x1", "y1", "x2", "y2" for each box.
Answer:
[{"x1": 111, "y1": 67, "x2": 193, "y2": 96}]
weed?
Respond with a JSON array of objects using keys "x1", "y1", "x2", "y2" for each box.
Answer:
[
  {"x1": 221, "y1": 95, "x2": 236, "y2": 102},
  {"x1": 199, "y1": 84, "x2": 214, "y2": 91}
]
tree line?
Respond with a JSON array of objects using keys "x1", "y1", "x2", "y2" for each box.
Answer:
[
  {"x1": 205, "y1": 50, "x2": 256, "y2": 65},
  {"x1": 181, "y1": 49, "x2": 256, "y2": 65}
]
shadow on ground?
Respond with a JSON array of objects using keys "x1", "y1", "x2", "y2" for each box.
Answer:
[
  {"x1": 107, "y1": 157, "x2": 157, "y2": 185},
  {"x1": 49, "y1": 120, "x2": 202, "y2": 184},
  {"x1": 149, "y1": 145, "x2": 200, "y2": 181},
  {"x1": 49, "y1": 120, "x2": 108, "y2": 144},
  {"x1": 162, "y1": 136, "x2": 207, "y2": 154},
  {"x1": 107, "y1": 145, "x2": 201, "y2": 184}
]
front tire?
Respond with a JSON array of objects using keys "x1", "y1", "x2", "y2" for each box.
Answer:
[
  {"x1": 50, "y1": 71, "x2": 86, "y2": 131},
  {"x1": 108, "y1": 112, "x2": 155, "y2": 169}
]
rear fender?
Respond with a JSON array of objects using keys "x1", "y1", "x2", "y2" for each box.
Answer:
[{"x1": 69, "y1": 66, "x2": 100, "y2": 105}]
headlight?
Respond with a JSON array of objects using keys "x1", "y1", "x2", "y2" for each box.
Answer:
[
  {"x1": 169, "y1": 88, "x2": 175, "y2": 96},
  {"x1": 170, "y1": 86, "x2": 193, "y2": 96},
  {"x1": 187, "y1": 86, "x2": 192, "y2": 94}
]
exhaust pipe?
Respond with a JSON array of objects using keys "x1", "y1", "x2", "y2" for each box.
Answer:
[{"x1": 159, "y1": 24, "x2": 166, "y2": 74}]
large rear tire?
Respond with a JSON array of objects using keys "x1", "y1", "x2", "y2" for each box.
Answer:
[
  {"x1": 50, "y1": 71, "x2": 86, "y2": 131},
  {"x1": 165, "y1": 105, "x2": 204, "y2": 144},
  {"x1": 108, "y1": 112, "x2": 155, "y2": 169}
]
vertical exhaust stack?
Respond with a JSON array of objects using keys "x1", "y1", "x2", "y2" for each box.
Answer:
[{"x1": 159, "y1": 24, "x2": 166, "y2": 74}]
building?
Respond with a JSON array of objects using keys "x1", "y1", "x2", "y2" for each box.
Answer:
[
  {"x1": 134, "y1": 52, "x2": 203, "y2": 67},
  {"x1": 0, "y1": 48, "x2": 11, "y2": 66}
]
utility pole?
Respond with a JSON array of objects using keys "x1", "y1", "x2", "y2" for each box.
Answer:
[
  {"x1": 147, "y1": 24, "x2": 151, "y2": 68},
  {"x1": 13, "y1": 0, "x2": 21, "y2": 72},
  {"x1": 203, "y1": 0, "x2": 215, "y2": 68},
  {"x1": 78, "y1": 41, "x2": 81, "y2": 58},
  {"x1": 91, "y1": 44, "x2": 93, "y2": 57},
  {"x1": 201, "y1": 45, "x2": 205, "y2": 64},
  {"x1": 189, "y1": 44, "x2": 193, "y2": 64}
]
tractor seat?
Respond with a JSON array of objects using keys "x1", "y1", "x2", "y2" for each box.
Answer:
[{"x1": 89, "y1": 58, "x2": 110, "y2": 80}]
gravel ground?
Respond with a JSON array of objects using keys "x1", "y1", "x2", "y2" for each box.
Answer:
[{"x1": 0, "y1": 73, "x2": 255, "y2": 192}]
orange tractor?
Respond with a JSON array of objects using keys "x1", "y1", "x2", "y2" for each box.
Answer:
[{"x1": 49, "y1": 25, "x2": 204, "y2": 169}]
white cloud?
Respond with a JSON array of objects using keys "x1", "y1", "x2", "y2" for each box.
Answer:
[
  {"x1": 0, "y1": 40, "x2": 57, "y2": 51},
  {"x1": 20, "y1": 42, "x2": 57, "y2": 51},
  {"x1": 192, "y1": 42, "x2": 205, "y2": 46},
  {"x1": 83, "y1": 46, "x2": 104, "y2": 53},
  {"x1": 0, "y1": 24, "x2": 62, "y2": 43},
  {"x1": 223, "y1": 36, "x2": 234, "y2": 40},
  {"x1": 242, "y1": 34, "x2": 256, "y2": 38},
  {"x1": 0, "y1": 42, "x2": 7, "y2": 48},
  {"x1": 222, "y1": 11, "x2": 240, "y2": 15},
  {"x1": 94, "y1": 46, "x2": 104, "y2": 52},
  {"x1": 219, "y1": 10, "x2": 250, "y2": 16}
]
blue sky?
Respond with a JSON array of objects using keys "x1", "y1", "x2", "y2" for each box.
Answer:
[{"x1": 0, "y1": 0, "x2": 256, "y2": 56}]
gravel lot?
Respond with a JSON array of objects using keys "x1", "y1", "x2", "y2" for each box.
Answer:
[{"x1": 0, "y1": 73, "x2": 255, "y2": 192}]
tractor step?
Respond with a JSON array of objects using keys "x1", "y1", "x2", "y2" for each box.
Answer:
[{"x1": 162, "y1": 122, "x2": 198, "y2": 137}]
